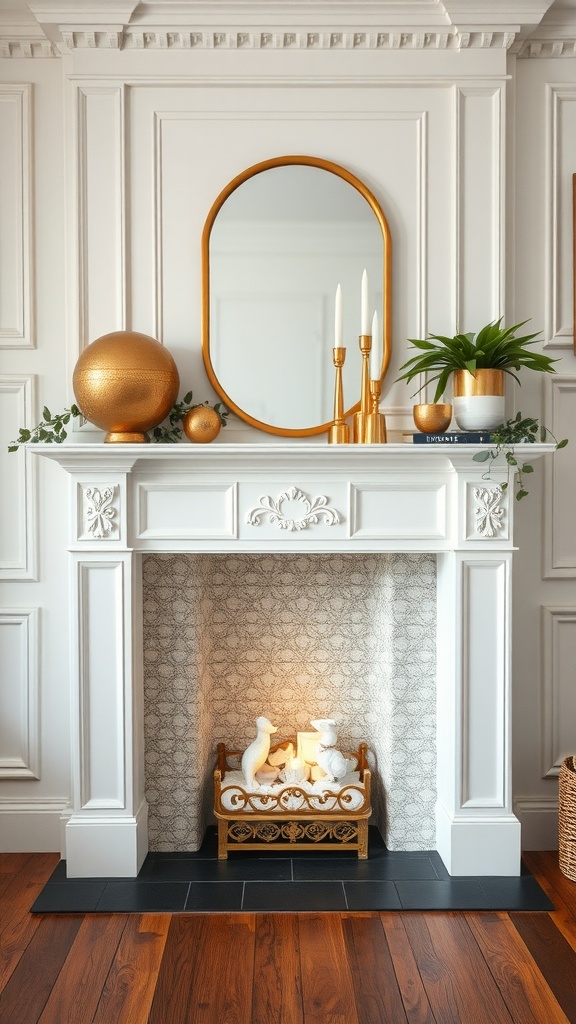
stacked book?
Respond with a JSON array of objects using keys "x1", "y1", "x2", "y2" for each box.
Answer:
[{"x1": 406, "y1": 431, "x2": 494, "y2": 444}]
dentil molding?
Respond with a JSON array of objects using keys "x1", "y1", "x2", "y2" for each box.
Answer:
[{"x1": 0, "y1": 0, "x2": 571, "y2": 57}]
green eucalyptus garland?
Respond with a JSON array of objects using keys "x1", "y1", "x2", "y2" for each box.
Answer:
[{"x1": 8, "y1": 393, "x2": 229, "y2": 451}]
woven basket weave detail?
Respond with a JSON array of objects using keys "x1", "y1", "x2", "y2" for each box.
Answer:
[{"x1": 559, "y1": 755, "x2": 576, "y2": 881}]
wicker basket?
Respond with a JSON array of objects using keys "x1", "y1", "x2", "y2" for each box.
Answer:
[{"x1": 559, "y1": 755, "x2": 576, "y2": 881}]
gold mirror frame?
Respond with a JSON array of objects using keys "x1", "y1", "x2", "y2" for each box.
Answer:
[{"x1": 201, "y1": 155, "x2": 392, "y2": 437}]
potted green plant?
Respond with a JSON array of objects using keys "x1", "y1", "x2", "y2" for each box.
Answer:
[{"x1": 397, "y1": 318, "x2": 558, "y2": 430}]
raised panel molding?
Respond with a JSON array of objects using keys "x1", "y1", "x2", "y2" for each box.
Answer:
[
  {"x1": 0, "y1": 609, "x2": 39, "y2": 779},
  {"x1": 454, "y1": 86, "x2": 504, "y2": 330},
  {"x1": 546, "y1": 86, "x2": 576, "y2": 348},
  {"x1": 461, "y1": 559, "x2": 509, "y2": 809},
  {"x1": 75, "y1": 84, "x2": 126, "y2": 354},
  {"x1": 541, "y1": 606, "x2": 576, "y2": 778},
  {"x1": 0, "y1": 375, "x2": 37, "y2": 580},
  {"x1": 0, "y1": 85, "x2": 33, "y2": 349},
  {"x1": 77, "y1": 559, "x2": 127, "y2": 809},
  {"x1": 543, "y1": 375, "x2": 576, "y2": 576}
]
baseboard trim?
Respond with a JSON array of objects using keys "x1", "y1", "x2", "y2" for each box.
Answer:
[
  {"x1": 515, "y1": 797, "x2": 559, "y2": 850},
  {"x1": 0, "y1": 798, "x2": 69, "y2": 854}
]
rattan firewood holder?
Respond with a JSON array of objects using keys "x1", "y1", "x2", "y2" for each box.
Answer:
[{"x1": 559, "y1": 755, "x2": 576, "y2": 881}]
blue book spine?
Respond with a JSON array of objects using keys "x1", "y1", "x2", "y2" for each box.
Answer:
[{"x1": 412, "y1": 431, "x2": 493, "y2": 444}]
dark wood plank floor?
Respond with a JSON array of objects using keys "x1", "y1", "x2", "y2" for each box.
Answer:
[{"x1": 1, "y1": 851, "x2": 576, "y2": 1023}]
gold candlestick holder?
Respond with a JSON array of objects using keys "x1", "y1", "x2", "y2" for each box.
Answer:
[
  {"x1": 352, "y1": 334, "x2": 372, "y2": 443},
  {"x1": 365, "y1": 378, "x2": 387, "y2": 443},
  {"x1": 329, "y1": 347, "x2": 350, "y2": 444}
]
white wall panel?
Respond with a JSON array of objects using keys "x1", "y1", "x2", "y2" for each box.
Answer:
[
  {"x1": 0, "y1": 85, "x2": 32, "y2": 348},
  {"x1": 454, "y1": 86, "x2": 504, "y2": 329},
  {"x1": 0, "y1": 609, "x2": 39, "y2": 779},
  {"x1": 543, "y1": 375, "x2": 576, "y2": 576},
  {"x1": 76, "y1": 84, "x2": 126, "y2": 350},
  {"x1": 546, "y1": 85, "x2": 576, "y2": 348},
  {"x1": 0, "y1": 375, "x2": 36, "y2": 579},
  {"x1": 541, "y1": 606, "x2": 576, "y2": 777}
]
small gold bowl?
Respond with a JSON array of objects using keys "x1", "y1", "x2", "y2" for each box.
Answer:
[{"x1": 413, "y1": 403, "x2": 453, "y2": 433}]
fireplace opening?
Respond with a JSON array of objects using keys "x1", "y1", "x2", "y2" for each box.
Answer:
[{"x1": 142, "y1": 552, "x2": 437, "y2": 853}]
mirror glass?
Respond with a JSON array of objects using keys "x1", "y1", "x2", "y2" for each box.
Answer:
[{"x1": 202, "y1": 157, "x2": 391, "y2": 436}]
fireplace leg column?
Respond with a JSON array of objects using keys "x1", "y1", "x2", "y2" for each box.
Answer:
[
  {"x1": 65, "y1": 551, "x2": 148, "y2": 877},
  {"x1": 435, "y1": 551, "x2": 521, "y2": 876}
]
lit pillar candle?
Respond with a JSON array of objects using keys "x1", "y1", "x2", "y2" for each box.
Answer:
[
  {"x1": 370, "y1": 310, "x2": 381, "y2": 380},
  {"x1": 361, "y1": 269, "x2": 370, "y2": 335},
  {"x1": 335, "y1": 283, "x2": 343, "y2": 347}
]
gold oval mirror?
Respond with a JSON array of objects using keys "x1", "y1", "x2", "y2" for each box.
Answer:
[{"x1": 202, "y1": 156, "x2": 392, "y2": 437}]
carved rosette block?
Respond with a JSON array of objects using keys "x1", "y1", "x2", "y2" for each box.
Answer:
[
  {"x1": 82, "y1": 485, "x2": 119, "y2": 540},
  {"x1": 473, "y1": 484, "x2": 505, "y2": 538},
  {"x1": 245, "y1": 486, "x2": 341, "y2": 532}
]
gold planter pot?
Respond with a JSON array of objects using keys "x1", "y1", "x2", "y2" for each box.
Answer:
[
  {"x1": 413, "y1": 403, "x2": 452, "y2": 434},
  {"x1": 73, "y1": 330, "x2": 180, "y2": 443},
  {"x1": 452, "y1": 368, "x2": 505, "y2": 431},
  {"x1": 452, "y1": 368, "x2": 505, "y2": 398}
]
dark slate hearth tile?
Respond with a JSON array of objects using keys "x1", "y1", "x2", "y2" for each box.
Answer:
[
  {"x1": 479, "y1": 876, "x2": 555, "y2": 911},
  {"x1": 396, "y1": 879, "x2": 490, "y2": 910},
  {"x1": 243, "y1": 881, "x2": 347, "y2": 912},
  {"x1": 428, "y1": 852, "x2": 451, "y2": 879},
  {"x1": 293, "y1": 856, "x2": 439, "y2": 882},
  {"x1": 139, "y1": 857, "x2": 291, "y2": 882},
  {"x1": 344, "y1": 880, "x2": 402, "y2": 910},
  {"x1": 185, "y1": 882, "x2": 244, "y2": 911},
  {"x1": 31, "y1": 882, "x2": 107, "y2": 913},
  {"x1": 95, "y1": 881, "x2": 189, "y2": 912}
]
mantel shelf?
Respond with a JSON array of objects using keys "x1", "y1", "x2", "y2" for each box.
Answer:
[{"x1": 34, "y1": 441, "x2": 556, "y2": 475}]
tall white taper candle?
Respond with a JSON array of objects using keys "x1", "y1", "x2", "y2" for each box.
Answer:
[
  {"x1": 361, "y1": 269, "x2": 370, "y2": 335},
  {"x1": 370, "y1": 310, "x2": 381, "y2": 380},
  {"x1": 335, "y1": 283, "x2": 343, "y2": 347}
]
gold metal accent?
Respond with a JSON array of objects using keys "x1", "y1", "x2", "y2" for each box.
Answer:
[
  {"x1": 352, "y1": 334, "x2": 372, "y2": 443},
  {"x1": 182, "y1": 405, "x2": 222, "y2": 443},
  {"x1": 413, "y1": 402, "x2": 453, "y2": 433},
  {"x1": 365, "y1": 379, "x2": 387, "y2": 443},
  {"x1": 328, "y1": 347, "x2": 350, "y2": 444},
  {"x1": 201, "y1": 155, "x2": 392, "y2": 437},
  {"x1": 452, "y1": 368, "x2": 505, "y2": 397},
  {"x1": 214, "y1": 740, "x2": 371, "y2": 860},
  {"x1": 72, "y1": 331, "x2": 180, "y2": 443}
]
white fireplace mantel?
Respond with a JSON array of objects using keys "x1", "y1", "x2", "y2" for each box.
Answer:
[{"x1": 38, "y1": 442, "x2": 554, "y2": 877}]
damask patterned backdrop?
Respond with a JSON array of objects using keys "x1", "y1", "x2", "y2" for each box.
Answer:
[{"x1": 142, "y1": 553, "x2": 437, "y2": 852}]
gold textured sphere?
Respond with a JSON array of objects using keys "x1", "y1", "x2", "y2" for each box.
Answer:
[
  {"x1": 73, "y1": 331, "x2": 180, "y2": 443},
  {"x1": 413, "y1": 403, "x2": 453, "y2": 434},
  {"x1": 183, "y1": 405, "x2": 222, "y2": 444}
]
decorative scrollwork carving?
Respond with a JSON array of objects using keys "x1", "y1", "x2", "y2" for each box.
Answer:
[
  {"x1": 225, "y1": 819, "x2": 361, "y2": 847},
  {"x1": 474, "y1": 485, "x2": 505, "y2": 538},
  {"x1": 245, "y1": 486, "x2": 341, "y2": 532},
  {"x1": 84, "y1": 486, "x2": 117, "y2": 539}
]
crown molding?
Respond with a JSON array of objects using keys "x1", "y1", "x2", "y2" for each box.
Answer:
[{"x1": 0, "y1": 0, "x2": 573, "y2": 58}]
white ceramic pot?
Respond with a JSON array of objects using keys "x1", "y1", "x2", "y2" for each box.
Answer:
[
  {"x1": 453, "y1": 395, "x2": 505, "y2": 431},
  {"x1": 452, "y1": 369, "x2": 505, "y2": 432}
]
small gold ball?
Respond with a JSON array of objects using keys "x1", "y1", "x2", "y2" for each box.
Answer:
[{"x1": 183, "y1": 405, "x2": 222, "y2": 444}]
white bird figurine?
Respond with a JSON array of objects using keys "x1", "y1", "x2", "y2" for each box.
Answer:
[
  {"x1": 310, "y1": 718, "x2": 349, "y2": 782},
  {"x1": 241, "y1": 716, "x2": 278, "y2": 788}
]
